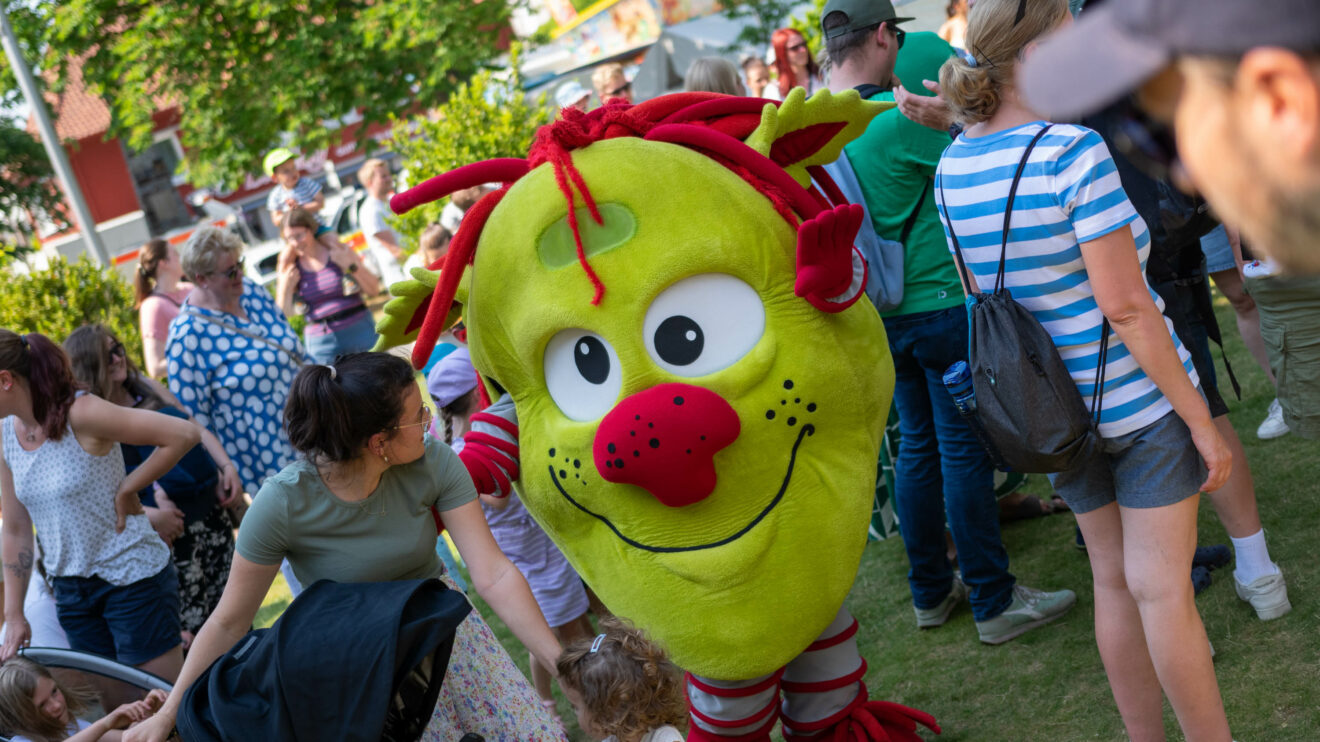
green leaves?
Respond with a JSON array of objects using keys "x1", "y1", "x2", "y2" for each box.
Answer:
[
  {"x1": 0, "y1": 116, "x2": 68, "y2": 258},
  {"x1": 15, "y1": 0, "x2": 512, "y2": 189},
  {"x1": 0, "y1": 256, "x2": 143, "y2": 367},
  {"x1": 384, "y1": 44, "x2": 552, "y2": 251}
]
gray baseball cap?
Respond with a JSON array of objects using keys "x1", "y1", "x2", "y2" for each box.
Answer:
[
  {"x1": 1020, "y1": 0, "x2": 1320, "y2": 119},
  {"x1": 821, "y1": 0, "x2": 915, "y2": 40}
]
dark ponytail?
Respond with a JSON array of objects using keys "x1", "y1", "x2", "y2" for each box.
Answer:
[
  {"x1": 134, "y1": 239, "x2": 170, "y2": 309},
  {"x1": 284, "y1": 352, "x2": 417, "y2": 463},
  {"x1": 0, "y1": 330, "x2": 78, "y2": 441}
]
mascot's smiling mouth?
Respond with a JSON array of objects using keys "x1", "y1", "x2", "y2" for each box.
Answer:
[{"x1": 549, "y1": 423, "x2": 815, "y2": 553}]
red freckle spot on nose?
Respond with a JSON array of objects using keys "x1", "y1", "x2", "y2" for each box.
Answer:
[{"x1": 593, "y1": 383, "x2": 740, "y2": 507}]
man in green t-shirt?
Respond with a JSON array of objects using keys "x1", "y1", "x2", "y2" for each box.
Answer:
[{"x1": 823, "y1": 5, "x2": 1075, "y2": 644}]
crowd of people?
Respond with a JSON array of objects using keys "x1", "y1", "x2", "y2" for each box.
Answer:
[{"x1": 0, "y1": 0, "x2": 1316, "y2": 739}]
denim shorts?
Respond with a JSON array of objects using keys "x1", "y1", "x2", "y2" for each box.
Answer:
[
  {"x1": 1047, "y1": 408, "x2": 1207, "y2": 515},
  {"x1": 51, "y1": 563, "x2": 181, "y2": 665}
]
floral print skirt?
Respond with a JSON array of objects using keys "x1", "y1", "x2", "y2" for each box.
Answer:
[
  {"x1": 422, "y1": 578, "x2": 567, "y2": 742},
  {"x1": 173, "y1": 506, "x2": 235, "y2": 635}
]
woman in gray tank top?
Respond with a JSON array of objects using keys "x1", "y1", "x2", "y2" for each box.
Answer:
[{"x1": 0, "y1": 330, "x2": 200, "y2": 684}]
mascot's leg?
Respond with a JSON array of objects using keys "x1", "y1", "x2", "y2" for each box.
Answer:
[
  {"x1": 780, "y1": 608, "x2": 941, "y2": 741},
  {"x1": 685, "y1": 670, "x2": 784, "y2": 741}
]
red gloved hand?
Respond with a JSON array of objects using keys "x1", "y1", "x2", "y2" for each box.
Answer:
[{"x1": 795, "y1": 204, "x2": 865, "y2": 313}]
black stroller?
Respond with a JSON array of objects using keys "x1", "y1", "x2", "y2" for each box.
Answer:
[{"x1": 177, "y1": 577, "x2": 470, "y2": 742}]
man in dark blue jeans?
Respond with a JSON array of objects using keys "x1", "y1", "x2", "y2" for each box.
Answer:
[{"x1": 824, "y1": 11, "x2": 1075, "y2": 643}]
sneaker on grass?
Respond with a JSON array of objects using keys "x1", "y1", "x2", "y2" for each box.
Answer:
[
  {"x1": 915, "y1": 576, "x2": 967, "y2": 629},
  {"x1": 975, "y1": 585, "x2": 1076, "y2": 645},
  {"x1": 1257, "y1": 398, "x2": 1290, "y2": 440},
  {"x1": 1234, "y1": 567, "x2": 1291, "y2": 620}
]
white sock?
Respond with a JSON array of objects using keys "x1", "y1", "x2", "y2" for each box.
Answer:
[{"x1": 1231, "y1": 529, "x2": 1278, "y2": 585}]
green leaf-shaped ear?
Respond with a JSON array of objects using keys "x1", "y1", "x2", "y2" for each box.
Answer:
[{"x1": 372, "y1": 267, "x2": 468, "y2": 351}]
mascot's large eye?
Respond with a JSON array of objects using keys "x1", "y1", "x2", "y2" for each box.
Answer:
[
  {"x1": 544, "y1": 330, "x2": 623, "y2": 421},
  {"x1": 644, "y1": 274, "x2": 765, "y2": 377}
]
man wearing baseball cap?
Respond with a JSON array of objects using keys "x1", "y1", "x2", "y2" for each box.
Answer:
[
  {"x1": 1018, "y1": 0, "x2": 1320, "y2": 276},
  {"x1": 1022, "y1": 1, "x2": 1320, "y2": 443}
]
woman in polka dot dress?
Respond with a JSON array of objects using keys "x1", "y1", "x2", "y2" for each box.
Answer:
[
  {"x1": 167, "y1": 227, "x2": 310, "y2": 592},
  {"x1": 166, "y1": 227, "x2": 309, "y2": 505}
]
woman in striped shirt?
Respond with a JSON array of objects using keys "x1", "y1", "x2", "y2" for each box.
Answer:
[
  {"x1": 933, "y1": 0, "x2": 1233, "y2": 740},
  {"x1": 275, "y1": 209, "x2": 380, "y2": 365}
]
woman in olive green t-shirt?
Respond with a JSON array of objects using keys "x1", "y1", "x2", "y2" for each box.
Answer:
[{"x1": 127, "y1": 353, "x2": 567, "y2": 742}]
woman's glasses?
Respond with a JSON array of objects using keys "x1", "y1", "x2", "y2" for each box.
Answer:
[
  {"x1": 207, "y1": 257, "x2": 245, "y2": 281},
  {"x1": 788, "y1": 42, "x2": 809, "y2": 53},
  {"x1": 109, "y1": 341, "x2": 126, "y2": 359},
  {"x1": 390, "y1": 405, "x2": 433, "y2": 433}
]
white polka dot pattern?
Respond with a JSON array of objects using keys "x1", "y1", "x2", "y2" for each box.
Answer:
[
  {"x1": 1, "y1": 418, "x2": 169, "y2": 585},
  {"x1": 166, "y1": 279, "x2": 308, "y2": 495}
]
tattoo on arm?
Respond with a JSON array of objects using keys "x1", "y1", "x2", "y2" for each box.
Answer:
[{"x1": 4, "y1": 548, "x2": 33, "y2": 582}]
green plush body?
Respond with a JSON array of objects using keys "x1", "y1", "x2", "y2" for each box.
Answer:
[{"x1": 466, "y1": 136, "x2": 894, "y2": 680}]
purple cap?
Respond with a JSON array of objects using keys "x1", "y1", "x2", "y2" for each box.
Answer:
[
  {"x1": 1019, "y1": 0, "x2": 1320, "y2": 119},
  {"x1": 427, "y1": 347, "x2": 478, "y2": 409}
]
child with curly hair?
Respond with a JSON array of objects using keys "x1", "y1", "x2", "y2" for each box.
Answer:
[{"x1": 556, "y1": 618, "x2": 686, "y2": 742}]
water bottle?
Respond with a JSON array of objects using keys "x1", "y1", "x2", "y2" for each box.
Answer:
[
  {"x1": 943, "y1": 361, "x2": 1010, "y2": 470},
  {"x1": 942, "y1": 361, "x2": 977, "y2": 415}
]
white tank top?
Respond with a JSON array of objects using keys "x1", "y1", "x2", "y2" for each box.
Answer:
[{"x1": 2, "y1": 417, "x2": 168, "y2": 585}]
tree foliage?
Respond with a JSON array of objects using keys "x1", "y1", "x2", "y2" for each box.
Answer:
[
  {"x1": 790, "y1": 0, "x2": 829, "y2": 61},
  {"x1": 0, "y1": 256, "x2": 143, "y2": 366},
  {"x1": 0, "y1": 115, "x2": 67, "y2": 262},
  {"x1": 385, "y1": 48, "x2": 552, "y2": 252},
  {"x1": 721, "y1": 0, "x2": 799, "y2": 51},
  {"x1": 2, "y1": 0, "x2": 512, "y2": 189}
]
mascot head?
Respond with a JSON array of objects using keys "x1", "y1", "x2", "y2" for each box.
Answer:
[{"x1": 378, "y1": 90, "x2": 894, "y2": 680}]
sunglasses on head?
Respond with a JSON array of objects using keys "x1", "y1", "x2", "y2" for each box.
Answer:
[{"x1": 207, "y1": 257, "x2": 245, "y2": 281}]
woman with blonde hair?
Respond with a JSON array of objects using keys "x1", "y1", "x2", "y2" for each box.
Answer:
[
  {"x1": 683, "y1": 57, "x2": 745, "y2": 95},
  {"x1": 133, "y1": 239, "x2": 191, "y2": 379},
  {"x1": 933, "y1": 0, "x2": 1232, "y2": 739}
]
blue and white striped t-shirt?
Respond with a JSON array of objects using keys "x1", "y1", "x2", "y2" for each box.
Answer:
[
  {"x1": 266, "y1": 176, "x2": 323, "y2": 214},
  {"x1": 935, "y1": 121, "x2": 1197, "y2": 438}
]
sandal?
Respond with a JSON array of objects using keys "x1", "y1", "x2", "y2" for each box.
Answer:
[{"x1": 1193, "y1": 544, "x2": 1232, "y2": 571}]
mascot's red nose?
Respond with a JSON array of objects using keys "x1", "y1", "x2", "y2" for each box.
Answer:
[{"x1": 593, "y1": 383, "x2": 740, "y2": 507}]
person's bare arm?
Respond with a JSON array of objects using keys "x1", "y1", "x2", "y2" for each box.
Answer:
[
  {"x1": 274, "y1": 248, "x2": 300, "y2": 319},
  {"x1": 69, "y1": 395, "x2": 201, "y2": 532},
  {"x1": 1, "y1": 450, "x2": 34, "y2": 661},
  {"x1": 143, "y1": 378, "x2": 241, "y2": 506},
  {"x1": 299, "y1": 190, "x2": 325, "y2": 213},
  {"x1": 123, "y1": 555, "x2": 280, "y2": 742},
  {"x1": 895, "y1": 80, "x2": 955, "y2": 133},
  {"x1": 372, "y1": 229, "x2": 406, "y2": 261},
  {"x1": 443, "y1": 500, "x2": 561, "y2": 672},
  {"x1": 1079, "y1": 228, "x2": 1231, "y2": 492},
  {"x1": 327, "y1": 240, "x2": 381, "y2": 296}
]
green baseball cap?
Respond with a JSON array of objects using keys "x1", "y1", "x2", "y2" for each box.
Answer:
[
  {"x1": 821, "y1": 0, "x2": 915, "y2": 40},
  {"x1": 263, "y1": 147, "x2": 297, "y2": 176}
]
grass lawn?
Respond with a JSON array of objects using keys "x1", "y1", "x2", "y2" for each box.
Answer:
[{"x1": 257, "y1": 294, "x2": 1318, "y2": 741}]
